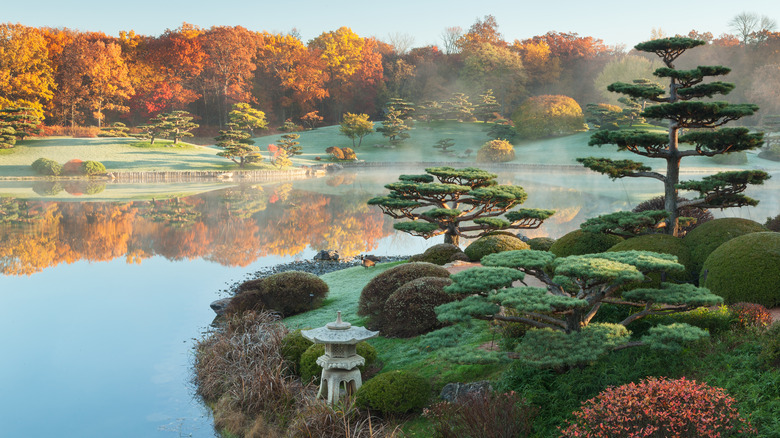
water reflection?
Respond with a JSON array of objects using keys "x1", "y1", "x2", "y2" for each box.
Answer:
[{"x1": 0, "y1": 182, "x2": 394, "y2": 276}]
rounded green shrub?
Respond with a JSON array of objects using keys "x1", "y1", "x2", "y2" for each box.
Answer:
[
  {"x1": 31, "y1": 157, "x2": 62, "y2": 176},
  {"x1": 280, "y1": 329, "x2": 313, "y2": 375},
  {"x1": 683, "y1": 218, "x2": 767, "y2": 280},
  {"x1": 81, "y1": 160, "x2": 107, "y2": 175},
  {"x1": 549, "y1": 229, "x2": 623, "y2": 258},
  {"x1": 32, "y1": 181, "x2": 63, "y2": 196},
  {"x1": 701, "y1": 232, "x2": 780, "y2": 308},
  {"x1": 358, "y1": 262, "x2": 450, "y2": 330},
  {"x1": 226, "y1": 271, "x2": 329, "y2": 317},
  {"x1": 527, "y1": 237, "x2": 555, "y2": 251},
  {"x1": 607, "y1": 234, "x2": 692, "y2": 284},
  {"x1": 355, "y1": 370, "x2": 431, "y2": 414},
  {"x1": 299, "y1": 341, "x2": 377, "y2": 383},
  {"x1": 476, "y1": 139, "x2": 515, "y2": 163},
  {"x1": 464, "y1": 234, "x2": 529, "y2": 262},
  {"x1": 512, "y1": 95, "x2": 588, "y2": 139},
  {"x1": 382, "y1": 277, "x2": 455, "y2": 338},
  {"x1": 408, "y1": 243, "x2": 469, "y2": 265}
]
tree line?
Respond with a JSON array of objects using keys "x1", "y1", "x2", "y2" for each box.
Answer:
[{"x1": 2, "y1": 15, "x2": 780, "y2": 131}]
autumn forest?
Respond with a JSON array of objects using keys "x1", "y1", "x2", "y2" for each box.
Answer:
[{"x1": 4, "y1": 17, "x2": 780, "y2": 134}]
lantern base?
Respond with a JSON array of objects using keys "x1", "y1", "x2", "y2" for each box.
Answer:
[{"x1": 317, "y1": 368, "x2": 362, "y2": 406}]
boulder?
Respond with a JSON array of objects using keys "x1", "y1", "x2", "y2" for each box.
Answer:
[
  {"x1": 440, "y1": 380, "x2": 493, "y2": 403},
  {"x1": 210, "y1": 298, "x2": 232, "y2": 315},
  {"x1": 313, "y1": 249, "x2": 340, "y2": 261}
]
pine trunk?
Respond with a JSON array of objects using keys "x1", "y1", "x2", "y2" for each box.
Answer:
[{"x1": 665, "y1": 125, "x2": 681, "y2": 236}]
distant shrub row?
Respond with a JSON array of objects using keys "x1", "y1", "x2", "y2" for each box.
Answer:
[{"x1": 31, "y1": 158, "x2": 107, "y2": 176}]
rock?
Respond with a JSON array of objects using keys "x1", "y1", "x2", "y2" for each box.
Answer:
[
  {"x1": 210, "y1": 298, "x2": 232, "y2": 315},
  {"x1": 313, "y1": 249, "x2": 340, "y2": 261},
  {"x1": 440, "y1": 380, "x2": 493, "y2": 403}
]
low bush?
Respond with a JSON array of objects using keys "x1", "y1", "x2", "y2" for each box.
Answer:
[
  {"x1": 226, "y1": 271, "x2": 329, "y2": 317},
  {"x1": 560, "y1": 376, "x2": 755, "y2": 437},
  {"x1": 358, "y1": 262, "x2": 450, "y2": 330},
  {"x1": 759, "y1": 323, "x2": 780, "y2": 369},
  {"x1": 424, "y1": 390, "x2": 536, "y2": 438},
  {"x1": 548, "y1": 229, "x2": 623, "y2": 257},
  {"x1": 476, "y1": 139, "x2": 515, "y2": 163},
  {"x1": 42, "y1": 125, "x2": 101, "y2": 138},
  {"x1": 730, "y1": 302, "x2": 773, "y2": 329},
  {"x1": 62, "y1": 159, "x2": 84, "y2": 175},
  {"x1": 280, "y1": 329, "x2": 313, "y2": 375},
  {"x1": 408, "y1": 243, "x2": 469, "y2": 265},
  {"x1": 355, "y1": 370, "x2": 431, "y2": 414},
  {"x1": 464, "y1": 234, "x2": 529, "y2": 262},
  {"x1": 512, "y1": 95, "x2": 588, "y2": 139},
  {"x1": 683, "y1": 217, "x2": 767, "y2": 280},
  {"x1": 81, "y1": 160, "x2": 107, "y2": 175},
  {"x1": 711, "y1": 150, "x2": 748, "y2": 164},
  {"x1": 527, "y1": 237, "x2": 555, "y2": 251},
  {"x1": 299, "y1": 341, "x2": 377, "y2": 383},
  {"x1": 766, "y1": 214, "x2": 780, "y2": 232},
  {"x1": 701, "y1": 232, "x2": 780, "y2": 307},
  {"x1": 630, "y1": 305, "x2": 734, "y2": 337},
  {"x1": 31, "y1": 158, "x2": 62, "y2": 176},
  {"x1": 32, "y1": 181, "x2": 63, "y2": 196},
  {"x1": 382, "y1": 277, "x2": 455, "y2": 338}
]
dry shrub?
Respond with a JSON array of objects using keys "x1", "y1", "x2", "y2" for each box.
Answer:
[
  {"x1": 287, "y1": 398, "x2": 402, "y2": 438},
  {"x1": 42, "y1": 125, "x2": 100, "y2": 138},
  {"x1": 424, "y1": 390, "x2": 536, "y2": 438},
  {"x1": 193, "y1": 311, "x2": 303, "y2": 434}
]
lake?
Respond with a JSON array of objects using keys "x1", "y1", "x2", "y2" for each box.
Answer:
[{"x1": 0, "y1": 164, "x2": 777, "y2": 437}]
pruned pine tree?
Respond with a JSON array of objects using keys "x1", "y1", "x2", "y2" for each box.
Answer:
[
  {"x1": 436, "y1": 249, "x2": 723, "y2": 367},
  {"x1": 0, "y1": 107, "x2": 42, "y2": 142},
  {"x1": 579, "y1": 37, "x2": 768, "y2": 236},
  {"x1": 135, "y1": 110, "x2": 198, "y2": 145},
  {"x1": 475, "y1": 89, "x2": 500, "y2": 122},
  {"x1": 376, "y1": 106, "x2": 411, "y2": 146},
  {"x1": 368, "y1": 167, "x2": 555, "y2": 247},
  {"x1": 215, "y1": 123, "x2": 261, "y2": 167}
]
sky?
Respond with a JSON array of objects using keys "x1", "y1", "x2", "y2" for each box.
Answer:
[{"x1": 4, "y1": 0, "x2": 780, "y2": 49}]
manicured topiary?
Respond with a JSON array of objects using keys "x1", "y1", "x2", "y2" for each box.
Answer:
[
  {"x1": 701, "y1": 232, "x2": 780, "y2": 307},
  {"x1": 561, "y1": 376, "x2": 755, "y2": 437},
  {"x1": 512, "y1": 95, "x2": 588, "y2": 139},
  {"x1": 476, "y1": 139, "x2": 515, "y2": 163},
  {"x1": 226, "y1": 271, "x2": 329, "y2": 317},
  {"x1": 62, "y1": 159, "x2": 84, "y2": 175},
  {"x1": 527, "y1": 236, "x2": 555, "y2": 251},
  {"x1": 280, "y1": 329, "x2": 313, "y2": 375},
  {"x1": 464, "y1": 234, "x2": 529, "y2": 262},
  {"x1": 382, "y1": 277, "x2": 455, "y2": 338},
  {"x1": 607, "y1": 234, "x2": 693, "y2": 284},
  {"x1": 548, "y1": 229, "x2": 623, "y2": 257},
  {"x1": 729, "y1": 302, "x2": 773, "y2": 329},
  {"x1": 31, "y1": 158, "x2": 62, "y2": 176},
  {"x1": 355, "y1": 370, "x2": 431, "y2": 414},
  {"x1": 299, "y1": 341, "x2": 377, "y2": 383},
  {"x1": 358, "y1": 262, "x2": 450, "y2": 330},
  {"x1": 408, "y1": 243, "x2": 469, "y2": 265},
  {"x1": 683, "y1": 217, "x2": 767, "y2": 280},
  {"x1": 81, "y1": 160, "x2": 107, "y2": 175}
]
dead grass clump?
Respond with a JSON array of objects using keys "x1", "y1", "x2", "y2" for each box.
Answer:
[{"x1": 287, "y1": 398, "x2": 402, "y2": 438}]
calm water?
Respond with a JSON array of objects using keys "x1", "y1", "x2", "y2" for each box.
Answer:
[{"x1": 0, "y1": 166, "x2": 776, "y2": 437}]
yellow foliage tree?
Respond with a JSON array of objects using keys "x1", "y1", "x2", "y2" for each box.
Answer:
[{"x1": 0, "y1": 24, "x2": 55, "y2": 119}]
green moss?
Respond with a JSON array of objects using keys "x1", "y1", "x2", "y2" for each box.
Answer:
[
  {"x1": 355, "y1": 370, "x2": 431, "y2": 414},
  {"x1": 549, "y1": 229, "x2": 623, "y2": 257},
  {"x1": 701, "y1": 232, "x2": 780, "y2": 307},
  {"x1": 464, "y1": 234, "x2": 529, "y2": 261},
  {"x1": 683, "y1": 218, "x2": 767, "y2": 280},
  {"x1": 608, "y1": 234, "x2": 693, "y2": 284}
]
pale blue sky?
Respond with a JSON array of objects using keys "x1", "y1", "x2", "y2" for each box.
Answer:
[{"x1": 4, "y1": 0, "x2": 780, "y2": 49}]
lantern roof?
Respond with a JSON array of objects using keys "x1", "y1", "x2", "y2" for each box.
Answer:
[{"x1": 301, "y1": 311, "x2": 379, "y2": 344}]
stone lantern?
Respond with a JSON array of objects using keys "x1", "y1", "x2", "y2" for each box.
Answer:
[{"x1": 301, "y1": 311, "x2": 378, "y2": 405}]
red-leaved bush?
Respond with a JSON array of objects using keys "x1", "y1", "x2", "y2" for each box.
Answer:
[
  {"x1": 62, "y1": 159, "x2": 84, "y2": 175},
  {"x1": 560, "y1": 377, "x2": 755, "y2": 438},
  {"x1": 730, "y1": 302, "x2": 773, "y2": 329}
]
